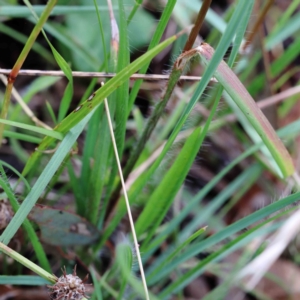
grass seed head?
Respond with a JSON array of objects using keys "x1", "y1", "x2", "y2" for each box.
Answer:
[{"x1": 48, "y1": 266, "x2": 88, "y2": 300}]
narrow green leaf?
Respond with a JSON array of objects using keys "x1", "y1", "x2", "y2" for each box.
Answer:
[
  {"x1": 265, "y1": 10, "x2": 300, "y2": 50},
  {"x1": 22, "y1": 34, "x2": 178, "y2": 176},
  {"x1": 271, "y1": 35, "x2": 300, "y2": 77},
  {"x1": 0, "y1": 5, "x2": 115, "y2": 17},
  {"x1": 198, "y1": 43, "x2": 294, "y2": 178},
  {"x1": 0, "y1": 174, "x2": 51, "y2": 272},
  {"x1": 126, "y1": 0, "x2": 255, "y2": 206},
  {"x1": 3, "y1": 130, "x2": 41, "y2": 143},
  {"x1": 135, "y1": 127, "x2": 202, "y2": 241},
  {"x1": 115, "y1": 0, "x2": 129, "y2": 157},
  {"x1": 166, "y1": 227, "x2": 206, "y2": 264},
  {"x1": 0, "y1": 118, "x2": 63, "y2": 140},
  {"x1": 0, "y1": 275, "x2": 50, "y2": 285},
  {"x1": 159, "y1": 208, "x2": 293, "y2": 297},
  {"x1": 128, "y1": 0, "x2": 177, "y2": 111},
  {"x1": 151, "y1": 192, "x2": 300, "y2": 287},
  {"x1": 50, "y1": 47, "x2": 73, "y2": 122},
  {"x1": 1, "y1": 107, "x2": 97, "y2": 245},
  {"x1": 116, "y1": 243, "x2": 158, "y2": 300}
]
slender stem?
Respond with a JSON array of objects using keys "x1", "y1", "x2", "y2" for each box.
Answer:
[
  {"x1": 0, "y1": 0, "x2": 57, "y2": 144},
  {"x1": 243, "y1": 0, "x2": 274, "y2": 51},
  {"x1": 0, "y1": 242, "x2": 57, "y2": 283},
  {"x1": 183, "y1": 0, "x2": 212, "y2": 52},
  {"x1": 127, "y1": 0, "x2": 142, "y2": 24},
  {"x1": 0, "y1": 68, "x2": 207, "y2": 81},
  {"x1": 103, "y1": 87, "x2": 150, "y2": 300},
  {"x1": 104, "y1": 1, "x2": 211, "y2": 219},
  {"x1": 105, "y1": 48, "x2": 201, "y2": 220}
]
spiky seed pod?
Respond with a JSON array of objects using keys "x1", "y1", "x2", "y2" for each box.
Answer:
[
  {"x1": 48, "y1": 266, "x2": 89, "y2": 300},
  {"x1": 0, "y1": 199, "x2": 13, "y2": 231}
]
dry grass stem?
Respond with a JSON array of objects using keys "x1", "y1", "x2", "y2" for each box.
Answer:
[
  {"x1": 103, "y1": 83, "x2": 149, "y2": 300},
  {"x1": 0, "y1": 68, "x2": 213, "y2": 82}
]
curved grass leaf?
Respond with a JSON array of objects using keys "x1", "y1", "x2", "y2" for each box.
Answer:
[
  {"x1": 0, "y1": 108, "x2": 97, "y2": 245},
  {"x1": 149, "y1": 191, "x2": 300, "y2": 287},
  {"x1": 0, "y1": 174, "x2": 51, "y2": 272},
  {"x1": 128, "y1": 0, "x2": 177, "y2": 110},
  {"x1": 0, "y1": 118, "x2": 63, "y2": 140},
  {"x1": 198, "y1": 43, "x2": 294, "y2": 178},
  {"x1": 159, "y1": 208, "x2": 294, "y2": 297},
  {"x1": 116, "y1": 243, "x2": 158, "y2": 300},
  {"x1": 22, "y1": 34, "x2": 178, "y2": 177},
  {"x1": 135, "y1": 127, "x2": 203, "y2": 242}
]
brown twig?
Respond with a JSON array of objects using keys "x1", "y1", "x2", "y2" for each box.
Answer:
[
  {"x1": 183, "y1": 0, "x2": 212, "y2": 52},
  {"x1": 242, "y1": 0, "x2": 274, "y2": 51}
]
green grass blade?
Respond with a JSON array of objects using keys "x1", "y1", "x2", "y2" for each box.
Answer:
[
  {"x1": 0, "y1": 275, "x2": 49, "y2": 285},
  {"x1": 126, "y1": 0, "x2": 255, "y2": 219},
  {"x1": 0, "y1": 5, "x2": 115, "y2": 17},
  {"x1": 159, "y1": 209, "x2": 292, "y2": 297},
  {"x1": 0, "y1": 118, "x2": 63, "y2": 140},
  {"x1": 151, "y1": 191, "x2": 300, "y2": 287},
  {"x1": 0, "y1": 107, "x2": 97, "y2": 245},
  {"x1": 22, "y1": 34, "x2": 178, "y2": 177},
  {"x1": 126, "y1": 0, "x2": 142, "y2": 24},
  {"x1": 164, "y1": 227, "x2": 207, "y2": 265},
  {"x1": 136, "y1": 127, "x2": 203, "y2": 242},
  {"x1": 265, "y1": 10, "x2": 300, "y2": 50},
  {"x1": 116, "y1": 243, "x2": 158, "y2": 300},
  {"x1": 199, "y1": 44, "x2": 294, "y2": 178},
  {"x1": 0, "y1": 159, "x2": 30, "y2": 192},
  {"x1": 52, "y1": 47, "x2": 73, "y2": 122},
  {"x1": 90, "y1": 268, "x2": 103, "y2": 300},
  {"x1": 115, "y1": 0, "x2": 129, "y2": 157},
  {"x1": 0, "y1": 172, "x2": 51, "y2": 272},
  {"x1": 128, "y1": 0, "x2": 177, "y2": 111},
  {"x1": 3, "y1": 130, "x2": 41, "y2": 144},
  {"x1": 271, "y1": 35, "x2": 300, "y2": 77}
]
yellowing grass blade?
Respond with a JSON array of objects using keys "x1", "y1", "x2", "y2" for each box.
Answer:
[{"x1": 197, "y1": 43, "x2": 294, "y2": 178}]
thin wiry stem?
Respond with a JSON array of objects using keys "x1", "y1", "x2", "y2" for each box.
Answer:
[
  {"x1": 103, "y1": 85, "x2": 149, "y2": 300},
  {"x1": 242, "y1": 0, "x2": 274, "y2": 51},
  {"x1": 183, "y1": 0, "x2": 212, "y2": 52},
  {"x1": 0, "y1": 68, "x2": 209, "y2": 81}
]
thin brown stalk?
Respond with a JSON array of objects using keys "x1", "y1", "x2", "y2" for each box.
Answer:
[
  {"x1": 183, "y1": 0, "x2": 212, "y2": 52},
  {"x1": 242, "y1": 0, "x2": 274, "y2": 51}
]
